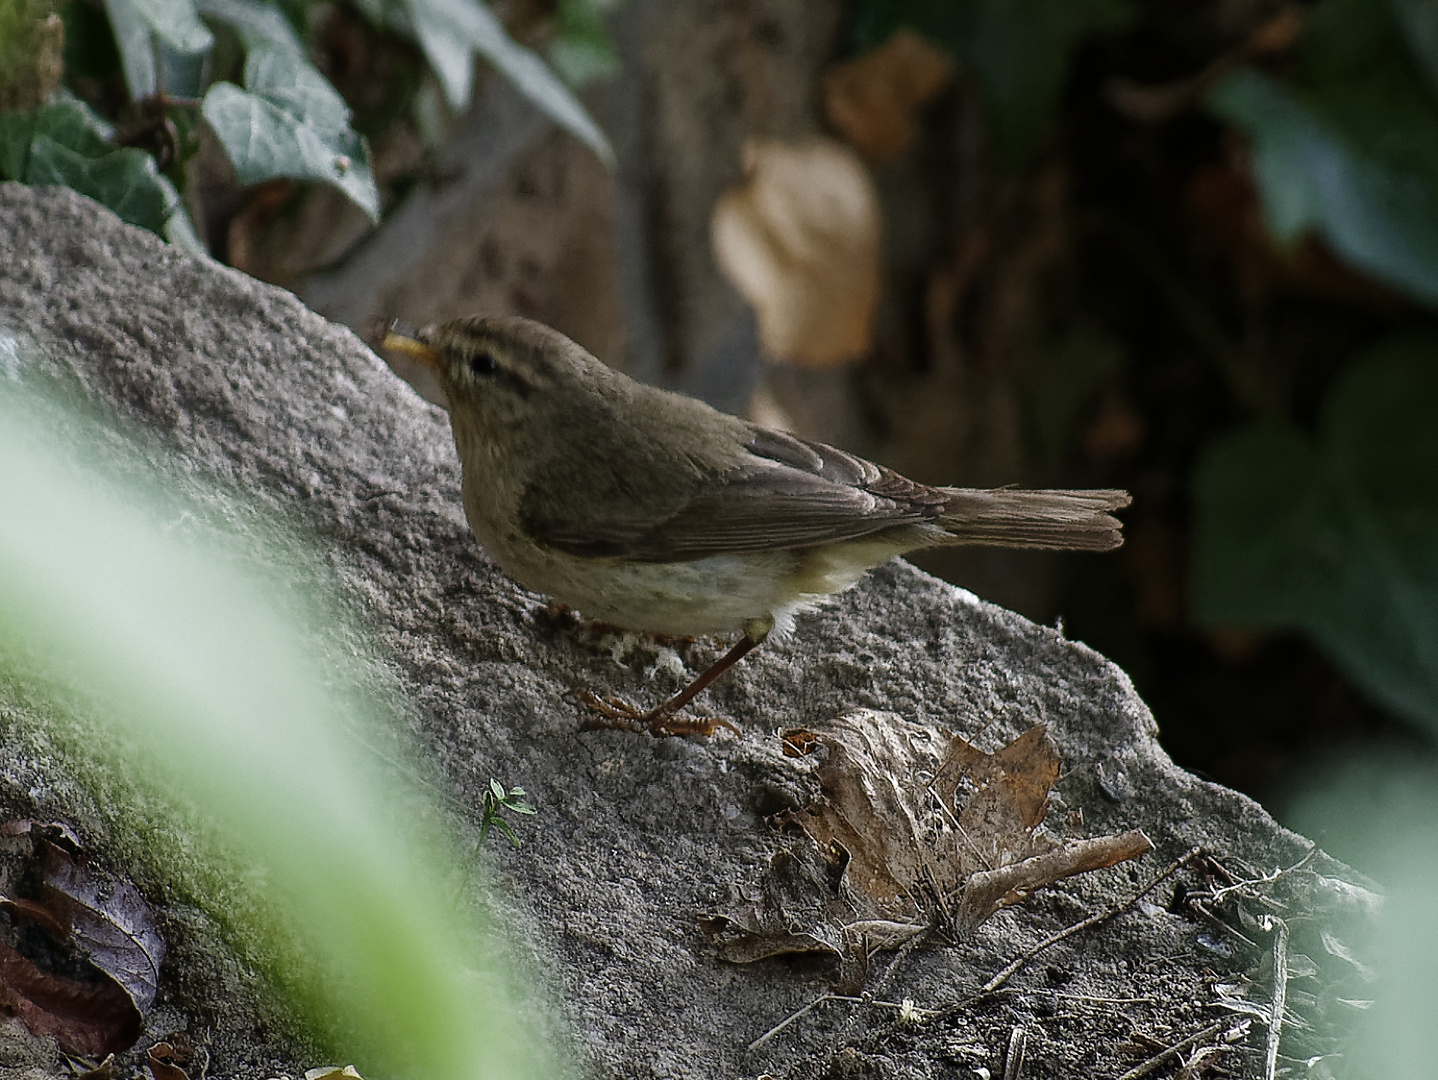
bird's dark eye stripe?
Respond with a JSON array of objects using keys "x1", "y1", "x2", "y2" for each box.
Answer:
[{"x1": 468, "y1": 351, "x2": 498, "y2": 375}]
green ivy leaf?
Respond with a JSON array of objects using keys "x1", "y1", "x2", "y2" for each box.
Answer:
[
  {"x1": 401, "y1": 0, "x2": 613, "y2": 165},
  {"x1": 0, "y1": 99, "x2": 112, "y2": 177},
  {"x1": 548, "y1": 0, "x2": 620, "y2": 87},
  {"x1": 1193, "y1": 336, "x2": 1438, "y2": 733},
  {"x1": 104, "y1": 0, "x2": 159, "y2": 98},
  {"x1": 196, "y1": 0, "x2": 303, "y2": 56},
  {"x1": 27, "y1": 136, "x2": 174, "y2": 232},
  {"x1": 1208, "y1": 0, "x2": 1438, "y2": 307},
  {"x1": 103, "y1": 0, "x2": 213, "y2": 99},
  {"x1": 0, "y1": 99, "x2": 198, "y2": 247},
  {"x1": 202, "y1": 47, "x2": 380, "y2": 220},
  {"x1": 849, "y1": 0, "x2": 1132, "y2": 169},
  {"x1": 128, "y1": 0, "x2": 213, "y2": 50}
]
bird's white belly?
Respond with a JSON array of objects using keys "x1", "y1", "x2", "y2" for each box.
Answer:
[
  {"x1": 460, "y1": 476, "x2": 935, "y2": 639},
  {"x1": 515, "y1": 547, "x2": 802, "y2": 638}
]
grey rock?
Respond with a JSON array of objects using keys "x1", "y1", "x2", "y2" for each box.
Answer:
[{"x1": 0, "y1": 184, "x2": 1369, "y2": 1080}]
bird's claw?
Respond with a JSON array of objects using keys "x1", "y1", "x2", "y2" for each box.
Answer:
[{"x1": 572, "y1": 689, "x2": 738, "y2": 738}]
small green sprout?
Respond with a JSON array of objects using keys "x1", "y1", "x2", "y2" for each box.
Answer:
[{"x1": 479, "y1": 780, "x2": 537, "y2": 848}]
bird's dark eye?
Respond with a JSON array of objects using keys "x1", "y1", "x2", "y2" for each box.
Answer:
[{"x1": 468, "y1": 351, "x2": 497, "y2": 375}]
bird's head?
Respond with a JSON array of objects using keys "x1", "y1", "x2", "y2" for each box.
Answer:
[{"x1": 380, "y1": 314, "x2": 614, "y2": 437}]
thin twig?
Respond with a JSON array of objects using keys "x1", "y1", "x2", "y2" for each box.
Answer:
[
  {"x1": 748, "y1": 995, "x2": 856, "y2": 1052},
  {"x1": 1262, "y1": 916, "x2": 1290, "y2": 1080},
  {"x1": 990, "y1": 988, "x2": 1157, "y2": 1006},
  {"x1": 1115, "y1": 1021, "x2": 1228, "y2": 1080},
  {"x1": 747, "y1": 994, "x2": 934, "y2": 1053},
  {"x1": 980, "y1": 846, "x2": 1201, "y2": 994},
  {"x1": 1187, "y1": 898, "x2": 1261, "y2": 951},
  {"x1": 926, "y1": 781, "x2": 992, "y2": 871},
  {"x1": 1173, "y1": 1044, "x2": 1228, "y2": 1080},
  {"x1": 831, "y1": 927, "x2": 933, "y2": 1046},
  {"x1": 1208, "y1": 848, "x2": 1317, "y2": 905}
]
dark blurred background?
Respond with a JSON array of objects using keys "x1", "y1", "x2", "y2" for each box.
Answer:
[{"x1": 8, "y1": 0, "x2": 1437, "y2": 868}]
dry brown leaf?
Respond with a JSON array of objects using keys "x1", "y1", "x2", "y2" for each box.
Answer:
[
  {"x1": 700, "y1": 710, "x2": 1152, "y2": 972},
  {"x1": 780, "y1": 728, "x2": 820, "y2": 757},
  {"x1": 76, "y1": 1054, "x2": 117, "y2": 1080},
  {"x1": 0, "y1": 941, "x2": 140, "y2": 1056},
  {"x1": 954, "y1": 830, "x2": 1153, "y2": 932},
  {"x1": 40, "y1": 841, "x2": 164, "y2": 1014},
  {"x1": 0, "y1": 821, "x2": 163, "y2": 1056},
  {"x1": 823, "y1": 29, "x2": 953, "y2": 161},
  {"x1": 0, "y1": 896, "x2": 71, "y2": 940},
  {"x1": 785, "y1": 711, "x2": 947, "y2": 906},
  {"x1": 712, "y1": 137, "x2": 880, "y2": 368},
  {"x1": 147, "y1": 1042, "x2": 191, "y2": 1080},
  {"x1": 697, "y1": 845, "x2": 849, "y2": 963}
]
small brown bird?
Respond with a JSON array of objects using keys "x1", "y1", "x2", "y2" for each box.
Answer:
[{"x1": 381, "y1": 315, "x2": 1129, "y2": 735}]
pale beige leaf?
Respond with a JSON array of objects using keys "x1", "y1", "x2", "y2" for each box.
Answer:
[{"x1": 712, "y1": 137, "x2": 881, "y2": 368}]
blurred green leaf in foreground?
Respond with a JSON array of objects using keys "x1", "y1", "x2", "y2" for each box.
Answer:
[
  {"x1": 0, "y1": 359, "x2": 562, "y2": 1079},
  {"x1": 1284, "y1": 752, "x2": 1438, "y2": 1078},
  {"x1": 1193, "y1": 335, "x2": 1438, "y2": 736}
]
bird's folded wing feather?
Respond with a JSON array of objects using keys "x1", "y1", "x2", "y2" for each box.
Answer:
[{"x1": 529, "y1": 427, "x2": 946, "y2": 562}]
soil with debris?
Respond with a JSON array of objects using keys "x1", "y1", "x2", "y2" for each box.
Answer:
[{"x1": 0, "y1": 184, "x2": 1378, "y2": 1079}]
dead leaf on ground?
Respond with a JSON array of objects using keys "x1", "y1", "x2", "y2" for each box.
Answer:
[
  {"x1": 0, "y1": 942, "x2": 140, "y2": 1056},
  {"x1": 40, "y1": 841, "x2": 164, "y2": 1014},
  {"x1": 698, "y1": 842, "x2": 926, "y2": 964},
  {"x1": 823, "y1": 28, "x2": 953, "y2": 161},
  {"x1": 712, "y1": 137, "x2": 880, "y2": 368},
  {"x1": 780, "y1": 728, "x2": 820, "y2": 757},
  {"x1": 147, "y1": 1042, "x2": 191, "y2": 1080},
  {"x1": 0, "y1": 821, "x2": 164, "y2": 1056},
  {"x1": 700, "y1": 710, "x2": 1151, "y2": 978}
]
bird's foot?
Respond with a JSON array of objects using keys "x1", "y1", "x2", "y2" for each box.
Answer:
[{"x1": 573, "y1": 689, "x2": 738, "y2": 738}]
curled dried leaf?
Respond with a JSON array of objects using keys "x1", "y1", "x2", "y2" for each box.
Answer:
[
  {"x1": 785, "y1": 711, "x2": 946, "y2": 906},
  {"x1": 823, "y1": 29, "x2": 953, "y2": 161},
  {"x1": 701, "y1": 710, "x2": 1152, "y2": 973},
  {"x1": 0, "y1": 941, "x2": 140, "y2": 1056},
  {"x1": 954, "y1": 830, "x2": 1153, "y2": 934},
  {"x1": 0, "y1": 821, "x2": 162, "y2": 1056},
  {"x1": 147, "y1": 1042, "x2": 191, "y2": 1080},
  {"x1": 40, "y1": 841, "x2": 164, "y2": 1014}
]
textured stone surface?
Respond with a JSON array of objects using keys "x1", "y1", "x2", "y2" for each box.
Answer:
[{"x1": 0, "y1": 184, "x2": 1367, "y2": 1079}]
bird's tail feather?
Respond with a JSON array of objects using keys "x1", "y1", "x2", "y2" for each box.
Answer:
[{"x1": 937, "y1": 488, "x2": 1130, "y2": 551}]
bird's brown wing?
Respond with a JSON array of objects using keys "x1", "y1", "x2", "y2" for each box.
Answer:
[{"x1": 529, "y1": 427, "x2": 946, "y2": 562}]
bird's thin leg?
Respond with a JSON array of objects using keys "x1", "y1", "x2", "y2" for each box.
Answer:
[{"x1": 579, "y1": 617, "x2": 772, "y2": 736}]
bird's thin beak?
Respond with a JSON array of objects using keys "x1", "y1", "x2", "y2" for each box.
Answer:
[
  {"x1": 381, "y1": 321, "x2": 441, "y2": 370},
  {"x1": 377, "y1": 319, "x2": 450, "y2": 411}
]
